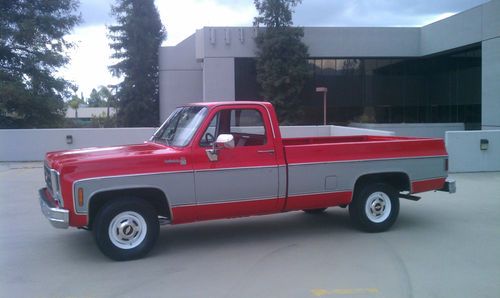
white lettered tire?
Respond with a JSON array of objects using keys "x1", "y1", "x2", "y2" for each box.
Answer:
[
  {"x1": 349, "y1": 183, "x2": 400, "y2": 232},
  {"x1": 93, "y1": 198, "x2": 159, "y2": 261}
]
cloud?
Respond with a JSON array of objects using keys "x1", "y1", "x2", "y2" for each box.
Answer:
[
  {"x1": 58, "y1": 25, "x2": 120, "y2": 98},
  {"x1": 292, "y1": 0, "x2": 488, "y2": 27},
  {"x1": 63, "y1": 0, "x2": 488, "y2": 98},
  {"x1": 156, "y1": 0, "x2": 256, "y2": 46}
]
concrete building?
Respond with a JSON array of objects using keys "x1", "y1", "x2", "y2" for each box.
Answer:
[
  {"x1": 159, "y1": 0, "x2": 499, "y2": 130},
  {"x1": 65, "y1": 107, "x2": 116, "y2": 120}
]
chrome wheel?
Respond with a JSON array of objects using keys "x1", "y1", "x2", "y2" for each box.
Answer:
[
  {"x1": 108, "y1": 211, "x2": 147, "y2": 249},
  {"x1": 364, "y1": 191, "x2": 392, "y2": 223}
]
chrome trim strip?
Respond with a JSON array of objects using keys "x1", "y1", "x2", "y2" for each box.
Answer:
[
  {"x1": 287, "y1": 190, "x2": 351, "y2": 198},
  {"x1": 73, "y1": 169, "x2": 194, "y2": 184},
  {"x1": 287, "y1": 155, "x2": 448, "y2": 167},
  {"x1": 194, "y1": 165, "x2": 279, "y2": 173},
  {"x1": 172, "y1": 195, "x2": 278, "y2": 208},
  {"x1": 262, "y1": 104, "x2": 276, "y2": 138},
  {"x1": 411, "y1": 176, "x2": 447, "y2": 183}
]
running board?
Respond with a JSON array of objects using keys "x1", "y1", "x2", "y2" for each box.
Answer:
[
  {"x1": 399, "y1": 193, "x2": 421, "y2": 201},
  {"x1": 159, "y1": 216, "x2": 171, "y2": 225}
]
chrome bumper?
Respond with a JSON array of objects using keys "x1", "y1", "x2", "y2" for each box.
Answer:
[
  {"x1": 39, "y1": 188, "x2": 69, "y2": 229},
  {"x1": 439, "y1": 178, "x2": 456, "y2": 194}
]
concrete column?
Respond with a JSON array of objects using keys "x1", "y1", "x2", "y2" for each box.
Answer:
[
  {"x1": 159, "y1": 36, "x2": 203, "y2": 122},
  {"x1": 202, "y1": 57, "x2": 235, "y2": 102},
  {"x1": 481, "y1": 38, "x2": 500, "y2": 130}
]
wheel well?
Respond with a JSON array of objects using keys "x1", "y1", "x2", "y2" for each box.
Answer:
[
  {"x1": 353, "y1": 172, "x2": 410, "y2": 196},
  {"x1": 88, "y1": 188, "x2": 170, "y2": 229}
]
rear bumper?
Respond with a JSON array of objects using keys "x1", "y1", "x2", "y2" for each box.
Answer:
[
  {"x1": 439, "y1": 178, "x2": 456, "y2": 194},
  {"x1": 39, "y1": 188, "x2": 69, "y2": 229}
]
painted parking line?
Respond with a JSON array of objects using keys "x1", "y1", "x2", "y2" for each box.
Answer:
[{"x1": 311, "y1": 288, "x2": 379, "y2": 296}]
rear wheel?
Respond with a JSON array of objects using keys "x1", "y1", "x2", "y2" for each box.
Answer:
[
  {"x1": 93, "y1": 198, "x2": 159, "y2": 261},
  {"x1": 302, "y1": 208, "x2": 327, "y2": 214},
  {"x1": 349, "y1": 183, "x2": 399, "y2": 232}
]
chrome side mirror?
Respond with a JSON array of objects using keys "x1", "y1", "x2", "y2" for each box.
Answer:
[
  {"x1": 206, "y1": 134, "x2": 234, "y2": 162},
  {"x1": 215, "y1": 134, "x2": 235, "y2": 149}
]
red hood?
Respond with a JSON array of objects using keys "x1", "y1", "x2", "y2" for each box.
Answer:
[{"x1": 46, "y1": 142, "x2": 188, "y2": 180}]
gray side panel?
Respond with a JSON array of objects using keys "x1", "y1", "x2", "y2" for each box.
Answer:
[
  {"x1": 288, "y1": 157, "x2": 446, "y2": 196},
  {"x1": 195, "y1": 167, "x2": 279, "y2": 204},
  {"x1": 278, "y1": 165, "x2": 287, "y2": 198},
  {"x1": 74, "y1": 171, "x2": 195, "y2": 214}
]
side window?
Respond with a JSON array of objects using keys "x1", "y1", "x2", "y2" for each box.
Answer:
[
  {"x1": 199, "y1": 113, "x2": 218, "y2": 147},
  {"x1": 229, "y1": 110, "x2": 267, "y2": 146},
  {"x1": 199, "y1": 109, "x2": 267, "y2": 147}
]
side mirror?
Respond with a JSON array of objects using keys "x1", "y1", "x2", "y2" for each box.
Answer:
[
  {"x1": 206, "y1": 134, "x2": 234, "y2": 162},
  {"x1": 215, "y1": 134, "x2": 235, "y2": 149}
]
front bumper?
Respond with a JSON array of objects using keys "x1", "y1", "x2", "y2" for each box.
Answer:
[
  {"x1": 439, "y1": 178, "x2": 456, "y2": 194},
  {"x1": 39, "y1": 188, "x2": 69, "y2": 229}
]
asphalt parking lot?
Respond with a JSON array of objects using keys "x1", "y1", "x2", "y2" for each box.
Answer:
[{"x1": 0, "y1": 162, "x2": 499, "y2": 298}]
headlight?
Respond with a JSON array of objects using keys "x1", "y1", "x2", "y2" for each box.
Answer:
[{"x1": 50, "y1": 169, "x2": 63, "y2": 207}]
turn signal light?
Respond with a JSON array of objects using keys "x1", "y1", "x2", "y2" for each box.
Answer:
[{"x1": 78, "y1": 188, "x2": 84, "y2": 207}]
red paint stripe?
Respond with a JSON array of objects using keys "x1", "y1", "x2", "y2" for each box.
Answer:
[
  {"x1": 412, "y1": 177, "x2": 446, "y2": 194},
  {"x1": 284, "y1": 191, "x2": 352, "y2": 211},
  {"x1": 171, "y1": 198, "x2": 285, "y2": 224}
]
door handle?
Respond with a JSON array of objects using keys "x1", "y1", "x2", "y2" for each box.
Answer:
[{"x1": 257, "y1": 149, "x2": 275, "y2": 154}]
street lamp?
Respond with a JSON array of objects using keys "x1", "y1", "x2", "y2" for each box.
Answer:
[{"x1": 316, "y1": 87, "x2": 328, "y2": 125}]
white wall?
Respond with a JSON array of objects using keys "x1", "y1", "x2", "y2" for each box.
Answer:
[
  {"x1": 445, "y1": 130, "x2": 500, "y2": 172},
  {"x1": 0, "y1": 128, "x2": 156, "y2": 162},
  {"x1": 159, "y1": 35, "x2": 203, "y2": 121},
  {"x1": 0, "y1": 126, "x2": 392, "y2": 162},
  {"x1": 202, "y1": 57, "x2": 235, "y2": 101},
  {"x1": 482, "y1": 37, "x2": 500, "y2": 130},
  {"x1": 349, "y1": 123, "x2": 464, "y2": 138}
]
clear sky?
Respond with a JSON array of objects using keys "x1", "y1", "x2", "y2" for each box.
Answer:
[{"x1": 59, "y1": 0, "x2": 488, "y2": 99}]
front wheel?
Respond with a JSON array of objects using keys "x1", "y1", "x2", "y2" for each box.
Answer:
[
  {"x1": 349, "y1": 183, "x2": 399, "y2": 233},
  {"x1": 93, "y1": 198, "x2": 159, "y2": 261}
]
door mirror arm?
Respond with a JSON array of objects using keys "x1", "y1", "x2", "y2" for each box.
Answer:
[{"x1": 205, "y1": 134, "x2": 235, "y2": 162}]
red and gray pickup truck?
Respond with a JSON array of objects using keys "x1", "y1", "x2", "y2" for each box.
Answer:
[{"x1": 40, "y1": 101, "x2": 455, "y2": 260}]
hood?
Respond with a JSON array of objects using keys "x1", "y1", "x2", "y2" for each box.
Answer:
[{"x1": 46, "y1": 142, "x2": 187, "y2": 178}]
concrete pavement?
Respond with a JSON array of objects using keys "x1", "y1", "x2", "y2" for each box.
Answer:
[{"x1": 0, "y1": 162, "x2": 499, "y2": 298}]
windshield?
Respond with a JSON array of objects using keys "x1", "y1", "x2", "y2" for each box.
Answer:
[{"x1": 152, "y1": 106, "x2": 207, "y2": 147}]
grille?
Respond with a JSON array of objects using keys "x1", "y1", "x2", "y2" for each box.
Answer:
[{"x1": 44, "y1": 164, "x2": 53, "y2": 193}]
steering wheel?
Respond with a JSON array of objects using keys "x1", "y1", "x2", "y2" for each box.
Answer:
[{"x1": 205, "y1": 132, "x2": 215, "y2": 144}]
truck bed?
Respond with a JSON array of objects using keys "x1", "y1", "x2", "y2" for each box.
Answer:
[
  {"x1": 282, "y1": 135, "x2": 448, "y2": 211},
  {"x1": 283, "y1": 135, "x2": 447, "y2": 163},
  {"x1": 283, "y1": 135, "x2": 425, "y2": 146}
]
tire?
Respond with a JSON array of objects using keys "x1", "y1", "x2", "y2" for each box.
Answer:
[
  {"x1": 93, "y1": 197, "x2": 159, "y2": 261},
  {"x1": 349, "y1": 183, "x2": 399, "y2": 233},
  {"x1": 303, "y1": 208, "x2": 327, "y2": 214}
]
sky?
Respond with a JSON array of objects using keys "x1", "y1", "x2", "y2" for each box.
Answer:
[{"x1": 60, "y1": 0, "x2": 488, "y2": 99}]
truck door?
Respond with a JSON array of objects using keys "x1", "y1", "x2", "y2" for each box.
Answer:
[{"x1": 191, "y1": 105, "x2": 281, "y2": 220}]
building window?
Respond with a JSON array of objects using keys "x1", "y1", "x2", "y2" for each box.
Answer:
[{"x1": 234, "y1": 45, "x2": 481, "y2": 129}]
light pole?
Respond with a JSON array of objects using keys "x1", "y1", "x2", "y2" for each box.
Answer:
[{"x1": 316, "y1": 87, "x2": 328, "y2": 125}]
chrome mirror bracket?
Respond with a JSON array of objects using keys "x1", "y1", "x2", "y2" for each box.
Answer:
[
  {"x1": 206, "y1": 148, "x2": 219, "y2": 162},
  {"x1": 205, "y1": 134, "x2": 234, "y2": 162}
]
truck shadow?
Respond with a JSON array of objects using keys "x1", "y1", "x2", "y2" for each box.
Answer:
[
  {"x1": 154, "y1": 209, "x2": 351, "y2": 255},
  {"x1": 151, "y1": 208, "x2": 434, "y2": 258},
  {"x1": 57, "y1": 207, "x2": 434, "y2": 261}
]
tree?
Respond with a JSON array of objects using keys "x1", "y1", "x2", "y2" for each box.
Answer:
[
  {"x1": 108, "y1": 0, "x2": 166, "y2": 127},
  {"x1": 88, "y1": 88, "x2": 106, "y2": 107},
  {"x1": 67, "y1": 91, "x2": 84, "y2": 118},
  {"x1": 0, "y1": 0, "x2": 80, "y2": 128},
  {"x1": 253, "y1": 0, "x2": 311, "y2": 124}
]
